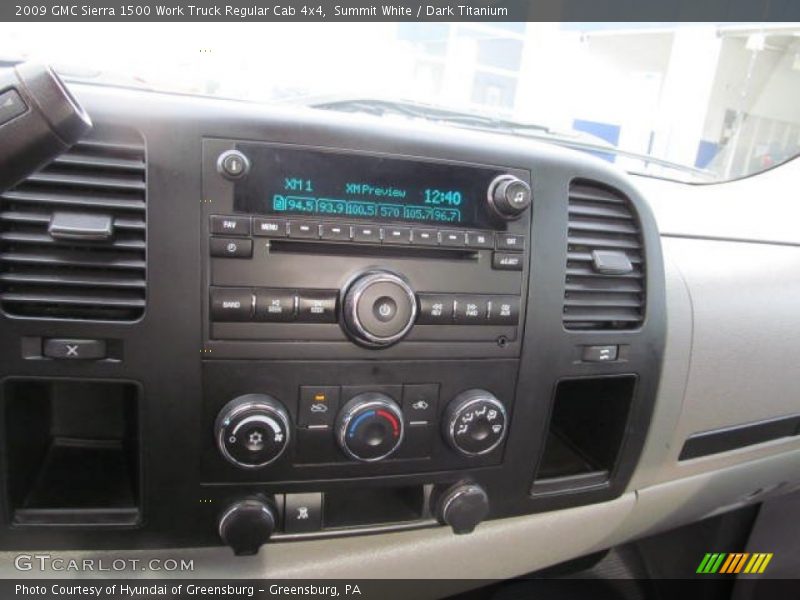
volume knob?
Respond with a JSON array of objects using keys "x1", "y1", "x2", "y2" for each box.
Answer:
[{"x1": 487, "y1": 174, "x2": 531, "y2": 220}]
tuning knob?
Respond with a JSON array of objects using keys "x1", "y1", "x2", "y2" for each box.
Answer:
[
  {"x1": 215, "y1": 394, "x2": 291, "y2": 468},
  {"x1": 336, "y1": 392, "x2": 405, "y2": 462},
  {"x1": 434, "y1": 482, "x2": 490, "y2": 534},
  {"x1": 444, "y1": 389, "x2": 508, "y2": 456},
  {"x1": 218, "y1": 496, "x2": 276, "y2": 555},
  {"x1": 487, "y1": 174, "x2": 531, "y2": 220},
  {"x1": 342, "y1": 270, "x2": 417, "y2": 348}
]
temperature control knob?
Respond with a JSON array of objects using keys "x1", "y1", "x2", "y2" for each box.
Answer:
[
  {"x1": 342, "y1": 270, "x2": 417, "y2": 348},
  {"x1": 215, "y1": 394, "x2": 291, "y2": 469},
  {"x1": 487, "y1": 174, "x2": 531, "y2": 220},
  {"x1": 444, "y1": 389, "x2": 508, "y2": 456},
  {"x1": 336, "y1": 392, "x2": 404, "y2": 462}
]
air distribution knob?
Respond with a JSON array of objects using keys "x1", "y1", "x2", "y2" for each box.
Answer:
[
  {"x1": 215, "y1": 394, "x2": 291, "y2": 468},
  {"x1": 443, "y1": 389, "x2": 508, "y2": 456},
  {"x1": 218, "y1": 496, "x2": 277, "y2": 556},
  {"x1": 487, "y1": 174, "x2": 532, "y2": 220},
  {"x1": 342, "y1": 270, "x2": 418, "y2": 348},
  {"x1": 435, "y1": 482, "x2": 490, "y2": 534},
  {"x1": 336, "y1": 392, "x2": 405, "y2": 462}
]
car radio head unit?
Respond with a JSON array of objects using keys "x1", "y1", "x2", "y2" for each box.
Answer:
[{"x1": 232, "y1": 144, "x2": 506, "y2": 229}]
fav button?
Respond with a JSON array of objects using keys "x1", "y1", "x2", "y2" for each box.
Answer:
[
  {"x1": 299, "y1": 386, "x2": 340, "y2": 428},
  {"x1": 210, "y1": 215, "x2": 251, "y2": 236}
]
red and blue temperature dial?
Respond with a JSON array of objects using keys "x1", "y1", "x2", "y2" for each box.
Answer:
[{"x1": 336, "y1": 393, "x2": 405, "y2": 462}]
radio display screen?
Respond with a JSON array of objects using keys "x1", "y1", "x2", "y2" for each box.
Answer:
[{"x1": 232, "y1": 145, "x2": 505, "y2": 229}]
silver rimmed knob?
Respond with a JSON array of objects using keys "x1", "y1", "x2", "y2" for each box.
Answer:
[
  {"x1": 215, "y1": 394, "x2": 291, "y2": 469},
  {"x1": 487, "y1": 174, "x2": 531, "y2": 220},
  {"x1": 336, "y1": 392, "x2": 405, "y2": 462},
  {"x1": 444, "y1": 389, "x2": 508, "y2": 456},
  {"x1": 342, "y1": 270, "x2": 418, "y2": 348}
]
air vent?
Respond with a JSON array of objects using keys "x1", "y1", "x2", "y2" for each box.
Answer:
[
  {"x1": 0, "y1": 129, "x2": 146, "y2": 320},
  {"x1": 563, "y1": 180, "x2": 644, "y2": 330}
]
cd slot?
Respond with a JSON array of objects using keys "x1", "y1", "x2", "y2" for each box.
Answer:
[{"x1": 269, "y1": 240, "x2": 479, "y2": 261}]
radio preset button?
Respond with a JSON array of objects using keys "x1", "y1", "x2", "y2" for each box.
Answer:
[
  {"x1": 353, "y1": 225, "x2": 381, "y2": 243},
  {"x1": 487, "y1": 296, "x2": 520, "y2": 325},
  {"x1": 210, "y1": 237, "x2": 253, "y2": 258},
  {"x1": 417, "y1": 294, "x2": 454, "y2": 324},
  {"x1": 299, "y1": 386, "x2": 340, "y2": 428},
  {"x1": 253, "y1": 218, "x2": 287, "y2": 237},
  {"x1": 466, "y1": 231, "x2": 494, "y2": 248},
  {"x1": 454, "y1": 296, "x2": 488, "y2": 322},
  {"x1": 383, "y1": 226, "x2": 411, "y2": 244},
  {"x1": 320, "y1": 223, "x2": 351, "y2": 241},
  {"x1": 288, "y1": 221, "x2": 319, "y2": 239},
  {"x1": 412, "y1": 228, "x2": 438, "y2": 246},
  {"x1": 492, "y1": 252, "x2": 524, "y2": 271},
  {"x1": 210, "y1": 215, "x2": 251, "y2": 236},
  {"x1": 297, "y1": 290, "x2": 337, "y2": 323},
  {"x1": 496, "y1": 234, "x2": 526, "y2": 251},
  {"x1": 210, "y1": 288, "x2": 254, "y2": 321},
  {"x1": 440, "y1": 230, "x2": 467, "y2": 247},
  {"x1": 255, "y1": 289, "x2": 297, "y2": 322}
]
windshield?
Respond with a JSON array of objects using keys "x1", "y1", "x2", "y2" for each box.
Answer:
[{"x1": 2, "y1": 22, "x2": 799, "y2": 183}]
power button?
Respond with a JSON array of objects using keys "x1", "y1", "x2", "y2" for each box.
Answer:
[{"x1": 217, "y1": 150, "x2": 250, "y2": 180}]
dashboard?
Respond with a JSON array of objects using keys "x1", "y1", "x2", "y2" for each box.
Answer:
[{"x1": 0, "y1": 79, "x2": 799, "y2": 585}]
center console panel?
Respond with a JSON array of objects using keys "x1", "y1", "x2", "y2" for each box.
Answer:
[{"x1": 0, "y1": 86, "x2": 667, "y2": 553}]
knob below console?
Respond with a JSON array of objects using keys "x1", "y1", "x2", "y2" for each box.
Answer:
[
  {"x1": 218, "y1": 496, "x2": 276, "y2": 555},
  {"x1": 444, "y1": 389, "x2": 508, "y2": 456},
  {"x1": 342, "y1": 270, "x2": 417, "y2": 348},
  {"x1": 435, "y1": 482, "x2": 490, "y2": 534},
  {"x1": 487, "y1": 174, "x2": 531, "y2": 220},
  {"x1": 336, "y1": 392, "x2": 404, "y2": 462},
  {"x1": 215, "y1": 394, "x2": 291, "y2": 468}
]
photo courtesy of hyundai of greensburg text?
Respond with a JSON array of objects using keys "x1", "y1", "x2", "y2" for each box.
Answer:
[{"x1": 0, "y1": 2, "x2": 800, "y2": 599}]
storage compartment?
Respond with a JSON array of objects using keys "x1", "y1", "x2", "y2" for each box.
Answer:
[
  {"x1": 3, "y1": 379, "x2": 140, "y2": 526},
  {"x1": 323, "y1": 485, "x2": 426, "y2": 529},
  {"x1": 532, "y1": 375, "x2": 636, "y2": 494}
]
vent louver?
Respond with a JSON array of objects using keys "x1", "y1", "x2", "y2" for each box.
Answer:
[
  {"x1": 563, "y1": 180, "x2": 645, "y2": 330},
  {"x1": 0, "y1": 129, "x2": 146, "y2": 320}
]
